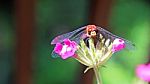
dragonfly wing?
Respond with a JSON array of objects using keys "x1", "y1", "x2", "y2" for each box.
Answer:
[
  {"x1": 97, "y1": 26, "x2": 135, "y2": 51},
  {"x1": 97, "y1": 27, "x2": 120, "y2": 40},
  {"x1": 51, "y1": 50, "x2": 60, "y2": 58},
  {"x1": 51, "y1": 26, "x2": 86, "y2": 44},
  {"x1": 70, "y1": 30, "x2": 86, "y2": 44},
  {"x1": 124, "y1": 40, "x2": 136, "y2": 51},
  {"x1": 51, "y1": 31, "x2": 85, "y2": 58}
]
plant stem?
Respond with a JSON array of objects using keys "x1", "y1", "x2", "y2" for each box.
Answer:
[{"x1": 93, "y1": 66, "x2": 102, "y2": 84}]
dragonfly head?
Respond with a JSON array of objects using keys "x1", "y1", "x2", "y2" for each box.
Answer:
[{"x1": 86, "y1": 25, "x2": 97, "y2": 37}]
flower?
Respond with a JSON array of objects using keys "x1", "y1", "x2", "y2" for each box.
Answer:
[
  {"x1": 54, "y1": 39, "x2": 77, "y2": 59},
  {"x1": 51, "y1": 25, "x2": 131, "y2": 84},
  {"x1": 136, "y1": 64, "x2": 150, "y2": 82},
  {"x1": 75, "y1": 34, "x2": 114, "y2": 73},
  {"x1": 74, "y1": 36, "x2": 127, "y2": 84},
  {"x1": 112, "y1": 38, "x2": 125, "y2": 52}
]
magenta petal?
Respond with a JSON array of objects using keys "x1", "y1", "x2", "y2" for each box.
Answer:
[
  {"x1": 136, "y1": 64, "x2": 150, "y2": 82},
  {"x1": 60, "y1": 45, "x2": 77, "y2": 59},
  {"x1": 112, "y1": 38, "x2": 125, "y2": 52},
  {"x1": 63, "y1": 39, "x2": 71, "y2": 45},
  {"x1": 53, "y1": 39, "x2": 78, "y2": 59},
  {"x1": 116, "y1": 44, "x2": 125, "y2": 51},
  {"x1": 72, "y1": 41, "x2": 77, "y2": 48},
  {"x1": 54, "y1": 43, "x2": 63, "y2": 54},
  {"x1": 61, "y1": 51, "x2": 75, "y2": 59}
]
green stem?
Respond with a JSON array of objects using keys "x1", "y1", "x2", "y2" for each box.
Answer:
[{"x1": 93, "y1": 66, "x2": 102, "y2": 84}]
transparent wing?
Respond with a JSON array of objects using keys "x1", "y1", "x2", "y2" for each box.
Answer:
[
  {"x1": 97, "y1": 26, "x2": 136, "y2": 51},
  {"x1": 51, "y1": 26, "x2": 86, "y2": 58},
  {"x1": 51, "y1": 26, "x2": 86, "y2": 44},
  {"x1": 124, "y1": 40, "x2": 136, "y2": 51},
  {"x1": 70, "y1": 30, "x2": 85, "y2": 44},
  {"x1": 51, "y1": 30, "x2": 86, "y2": 58},
  {"x1": 51, "y1": 50, "x2": 60, "y2": 58}
]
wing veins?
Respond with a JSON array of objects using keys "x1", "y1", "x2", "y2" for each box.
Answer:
[
  {"x1": 51, "y1": 26, "x2": 86, "y2": 44},
  {"x1": 97, "y1": 27, "x2": 135, "y2": 50}
]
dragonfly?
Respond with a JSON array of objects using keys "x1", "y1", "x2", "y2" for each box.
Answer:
[{"x1": 51, "y1": 25, "x2": 135, "y2": 58}]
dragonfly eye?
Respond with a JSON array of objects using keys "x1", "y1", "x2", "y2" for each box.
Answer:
[
  {"x1": 86, "y1": 25, "x2": 96, "y2": 31},
  {"x1": 88, "y1": 28, "x2": 92, "y2": 31}
]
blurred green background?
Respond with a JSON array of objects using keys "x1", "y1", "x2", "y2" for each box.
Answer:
[{"x1": 0, "y1": 0, "x2": 150, "y2": 84}]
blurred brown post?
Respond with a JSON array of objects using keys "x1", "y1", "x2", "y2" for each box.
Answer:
[
  {"x1": 89, "y1": 0, "x2": 113, "y2": 28},
  {"x1": 15, "y1": 0, "x2": 35, "y2": 84},
  {"x1": 80, "y1": 0, "x2": 113, "y2": 84}
]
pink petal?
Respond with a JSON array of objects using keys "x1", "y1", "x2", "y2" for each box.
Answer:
[
  {"x1": 54, "y1": 43, "x2": 63, "y2": 54},
  {"x1": 60, "y1": 45, "x2": 77, "y2": 59},
  {"x1": 136, "y1": 64, "x2": 150, "y2": 82},
  {"x1": 112, "y1": 38, "x2": 125, "y2": 52},
  {"x1": 63, "y1": 39, "x2": 71, "y2": 45},
  {"x1": 71, "y1": 41, "x2": 77, "y2": 48},
  {"x1": 53, "y1": 39, "x2": 78, "y2": 59},
  {"x1": 61, "y1": 51, "x2": 75, "y2": 59}
]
